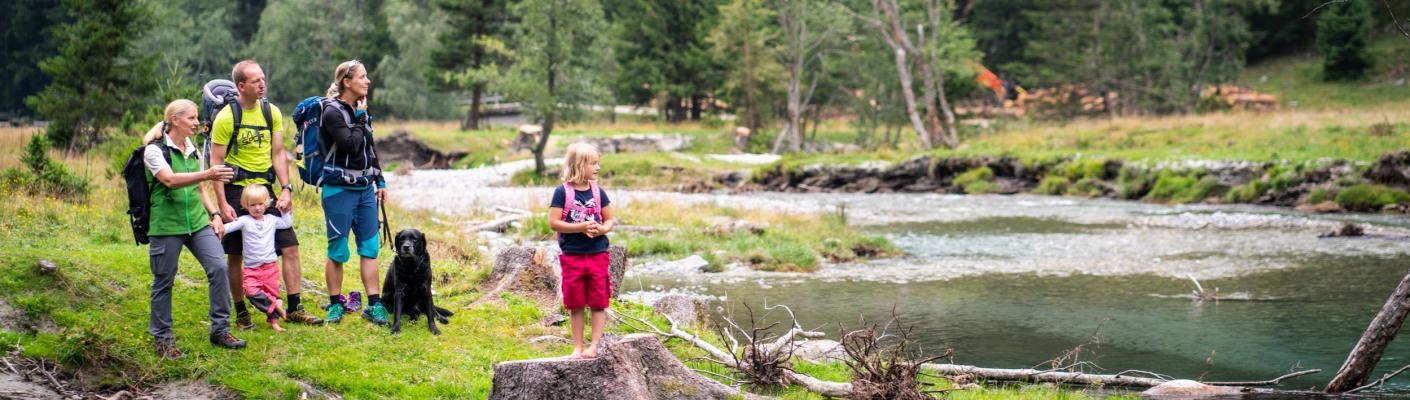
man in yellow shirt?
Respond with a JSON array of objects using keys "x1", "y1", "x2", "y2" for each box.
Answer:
[{"x1": 211, "y1": 60, "x2": 322, "y2": 328}]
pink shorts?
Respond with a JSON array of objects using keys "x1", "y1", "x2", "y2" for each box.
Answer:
[
  {"x1": 560, "y1": 252, "x2": 611, "y2": 309},
  {"x1": 242, "y1": 262, "x2": 282, "y2": 315}
]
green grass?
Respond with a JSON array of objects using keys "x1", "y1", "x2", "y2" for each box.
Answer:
[
  {"x1": 1334, "y1": 184, "x2": 1410, "y2": 211},
  {"x1": 1239, "y1": 35, "x2": 1410, "y2": 110},
  {"x1": 0, "y1": 131, "x2": 1117, "y2": 398}
]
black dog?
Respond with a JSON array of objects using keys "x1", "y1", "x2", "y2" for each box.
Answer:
[{"x1": 383, "y1": 229, "x2": 454, "y2": 335}]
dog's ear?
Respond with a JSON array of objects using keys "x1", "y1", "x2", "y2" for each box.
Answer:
[{"x1": 414, "y1": 230, "x2": 428, "y2": 257}]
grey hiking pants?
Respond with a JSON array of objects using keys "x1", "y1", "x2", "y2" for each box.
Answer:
[{"x1": 148, "y1": 227, "x2": 232, "y2": 339}]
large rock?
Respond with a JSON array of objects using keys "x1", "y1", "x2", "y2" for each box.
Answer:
[
  {"x1": 1367, "y1": 150, "x2": 1410, "y2": 186},
  {"x1": 1140, "y1": 380, "x2": 1242, "y2": 398},
  {"x1": 374, "y1": 130, "x2": 467, "y2": 170},
  {"x1": 651, "y1": 294, "x2": 709, "y2": 327},
  {"x1": 489, "y1": 334, "x2": 753, "y2": 400}
]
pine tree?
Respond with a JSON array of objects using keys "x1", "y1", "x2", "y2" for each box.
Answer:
[
  {"x1": 430, "y1": 0, "x2": 512, "y2": 130},
  {"x1": 1317, "y1": 0, "x2": 1372, "y2": 81},
  {"x1": 25, "y1": 0, "x2": 156, "y2": 151},
  {"x1": 506, "y1": 0, "x2": 610, "y2": 175}
]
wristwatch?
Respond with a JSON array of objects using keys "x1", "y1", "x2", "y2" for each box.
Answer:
[
  {"x1": 281, "y1": 184, "x2": 293, "y2": 192},
  {"x1": 209, "y1": 211, "x2": 221, "y2": 219}
]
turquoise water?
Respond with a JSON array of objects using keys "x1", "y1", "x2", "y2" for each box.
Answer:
[{"x1": 627, "y1": 194, "x2": 1410, "y2": 393}]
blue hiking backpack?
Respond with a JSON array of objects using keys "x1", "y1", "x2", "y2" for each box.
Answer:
[{"x1": 292, "y1": 96, "x2": 379, "y2": 187}]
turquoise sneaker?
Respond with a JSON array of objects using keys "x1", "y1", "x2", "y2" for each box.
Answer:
[
  {"x1": 326, "y1": 303, "x2": 345, "y2": 324},
  {"x1": 362, "y1": 303, "x2": 389, "y2": 325}
]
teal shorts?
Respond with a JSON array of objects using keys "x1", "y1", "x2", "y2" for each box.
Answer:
[{"x1": 321, "y1": 186, "x2": 380, "y2": 263}]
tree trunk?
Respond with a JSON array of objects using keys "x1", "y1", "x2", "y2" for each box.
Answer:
[
  {"x1": 773, "y1": 55, "x2": 805, "y2": 154},
  {"x1": 872, "y1": 0, "x2": 933, "y2": 149},
  {"x1": 690, "y1": 96, "x2": 702, "y2": 121},
  {"x1": 1325, "y1": 269, "x2": 1410, "y2": 393},
  {"x1": 464, "y1": 86, "x2": 483, "y2": 131}
]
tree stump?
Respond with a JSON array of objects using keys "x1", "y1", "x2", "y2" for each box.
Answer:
[
  {"x1": 475, "y1": 246, "x2": 629, "y2": 308},
  {"x1": 489, "y1": 334, "x2": 753, "y2": 400}
]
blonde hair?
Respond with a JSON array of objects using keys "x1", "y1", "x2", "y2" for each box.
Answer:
[
  {"x1": 326, "y1": 60, "x2": 365, "y2": 98},
  {"x1": 142, "y1": 99, "x2": 199, "y2": 145},
  {"x1": 240, "y1": 185, "x2": 272, "y2": 209},
  {"x1": 560, "y1": 142, "x2": 601, "y2": 185},
  {"x1": 231, "y1": 60, "x2": 260, "y2": 83}
]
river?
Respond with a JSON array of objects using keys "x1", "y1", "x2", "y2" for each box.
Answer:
[{"x1": 389, "y1": 164, "x2": 1410, "y2": 394}]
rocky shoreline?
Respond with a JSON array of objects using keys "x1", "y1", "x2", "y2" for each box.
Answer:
[{"x1": 721, "y1": 151, "x2": 1410, "y2": 213}]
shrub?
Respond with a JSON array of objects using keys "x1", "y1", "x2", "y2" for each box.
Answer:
[
  {"x1": 1068, "y1": 177, "x2": 1107, "y2": 197},
  {"x1": 1117, "y1": 166, "x2": 1153, "y2": 199},
  {"x1": 1035, "y1": 176, "x2": 1070, "y2": 195},
  {"x1": 1335, "y1": 184, "x2": 1410, "y2": 211},
  {"x1": 1144, "y1": 174, "x2": 1196, "y2": 202},
  {"x1": 16, "y1": 135, "x2": 89, "y2": 199},
  {"x1": 1308, "y1": 187, "x2": 1336, "y2": 204},
  {"x1": 953, "y1": 166, "x2": 994, "y2": 194},
  {"x1": 1225, "y1": 180, "x2": 1270, "y2": 203}
]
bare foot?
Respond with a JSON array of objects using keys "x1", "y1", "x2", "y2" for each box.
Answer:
[
  {"x1": 566, "y1": 347, "x2": 583, "y2": 360},
  {"x1": 580, "y1": 346, "x2": 599, "y2": 359},
  {"x1": 271, "y1": 320, "x2": 286, "y2": 332}
]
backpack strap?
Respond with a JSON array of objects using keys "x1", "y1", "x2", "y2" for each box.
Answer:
[
  {"x1": 590, "y1": 183, "x2": 603, "y2": 221},
  {"x1": 227, "y1": 98, "x2": 275, "y2": 158}
]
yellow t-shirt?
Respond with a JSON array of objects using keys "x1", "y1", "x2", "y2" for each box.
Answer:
[{"x1": 211, "y1": 101, "x2": 284, "y2": 186}]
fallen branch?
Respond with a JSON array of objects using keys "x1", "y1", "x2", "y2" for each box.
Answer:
[
  {"x1": 614, "y1": 309, "x2": 855, "y2": 397},
  {"x1": 1346, "y1": 364, "x2": 1410, "y2": 394},
  {"x1": 921, "y1": 363, "x2": 1167, "y2": 387},
  {"x1": 1204, "y1": 369, "x2": 1322, "y2": 386},
  {"x1": 471, "y1": 214, "x2": 530, "y2": 233}
]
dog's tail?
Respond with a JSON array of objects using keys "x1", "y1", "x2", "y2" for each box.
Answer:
[{"x1": 435, "y1": 306, "x2": 456, "y2": 317}]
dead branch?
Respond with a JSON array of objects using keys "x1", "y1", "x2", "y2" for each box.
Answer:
[
  {"x1": 922, "y1": 363, "x2": 1168, "y2": 387},
  {"x1": 1346, "y1": 364, "x2": 1410, "y2": 394},
  {"x1": 1204, "y1": 369, "x2": 1322, "y2": 387},
  {"x1": 614, "y1": 307, "x2": 855, "y2": 397}
]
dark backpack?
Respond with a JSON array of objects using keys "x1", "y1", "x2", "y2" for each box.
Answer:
[
  {"x1": 292, "y1": 96, "x2": 379, "y2": 187},
  {"x1": 200, "y1": 79, "x2": 274, "y2": 182},
  {"x1": 122, "y1": 140, "x2": 171, "y2": 245}
]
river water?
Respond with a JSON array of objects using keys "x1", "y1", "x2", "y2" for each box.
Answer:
[
  {"x1": 389, "y1": 166, "x2": 1410, "y2": 393},
  {"x1": 626, "y1": 194, "x2": 1410, "y2": 393}
]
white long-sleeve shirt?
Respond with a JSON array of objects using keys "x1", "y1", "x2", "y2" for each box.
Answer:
[{"x1": 224, "y1": 212, "x2": 293, "y2": 268}]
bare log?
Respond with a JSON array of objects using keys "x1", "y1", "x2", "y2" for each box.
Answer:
[
  {"x1": 472, "y1": 214, "x2": 531, "y2": 233},
  {"x1": 1204, "y1": 369, "x2": 1321, "y2": 386},
  {"x1": 1326, "y1": 268, "x2": 1410, "y2": 393},
  {"x1": 921, "y1": 364, "x2": 1167, "y2": 387}
]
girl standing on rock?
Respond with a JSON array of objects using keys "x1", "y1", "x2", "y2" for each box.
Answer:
[{"x1": 548, "y1": 142, "x2": 615, "y2": 359}]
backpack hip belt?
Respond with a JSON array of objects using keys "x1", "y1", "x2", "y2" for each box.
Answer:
[{"x1": 229, "y1": 164, "x2": 276, "y2": 183}]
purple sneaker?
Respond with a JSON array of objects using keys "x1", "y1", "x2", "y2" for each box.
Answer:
[
  {"x1": 321, "y1": 294, "x2": 349, "y2": 310},
  {"x1": 348, "y1": 291, "x2": 363, "y2": 312}
]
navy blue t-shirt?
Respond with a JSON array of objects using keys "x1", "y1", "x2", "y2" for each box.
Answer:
[{"x1": 550, "y1": 185, "x2": 611, "y2": 254}]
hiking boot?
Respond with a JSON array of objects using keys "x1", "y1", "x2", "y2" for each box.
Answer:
[
  {"x1": 154, "y1": 338, "x2": 184, "y2": 360},
  {"x1": 285, "y1": 305, "x2": 324, "y2": 325},
  {"x1": 209, "y1": 332, "x2": 247, "y2": 349},
  {"x1": 235, "y1": 312, "x2": 255, "y2": 331},
  {"x1": 320, "y1": 294, "x2": 348, "y2": 310},
  {"x1": 326, "y1": 303, "x2": 346, "y2": 324},
  {"x1": 362, "y1": 303, "x2": 389, "y2": 325},
  {"x1": 347, "y1": 291, "x2": 363, "y2": 312}
]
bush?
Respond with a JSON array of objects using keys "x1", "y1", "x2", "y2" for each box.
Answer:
[
  {"x1": 1035, "y1": 176, "x2": 1070, "y2": 195},
  {"x1": 1335, "y1": 184, "x2": 1410, "y2": 211},
  {"x1": 1308, "y1": 187, "x2": 1336, "y2": 204},
  {"x1": 1225, "y1": 180, "x2": 1270, "y2": 203},
  {"x1": 953, "y1": 166, "x2": 994, "y2": 194},
  {"x1": 1117, "y1": 166, "x2": 1153, "y2": 199},
  {"x1": 1067, "y1": 177, "x2": 1106, "y2": 197},
  {"x1": 15, "y1": 135, "x2": 90, "y2": 199},
  {"x1": 1144, "y1": 174, "x2": 1196, "y2": 202}
]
